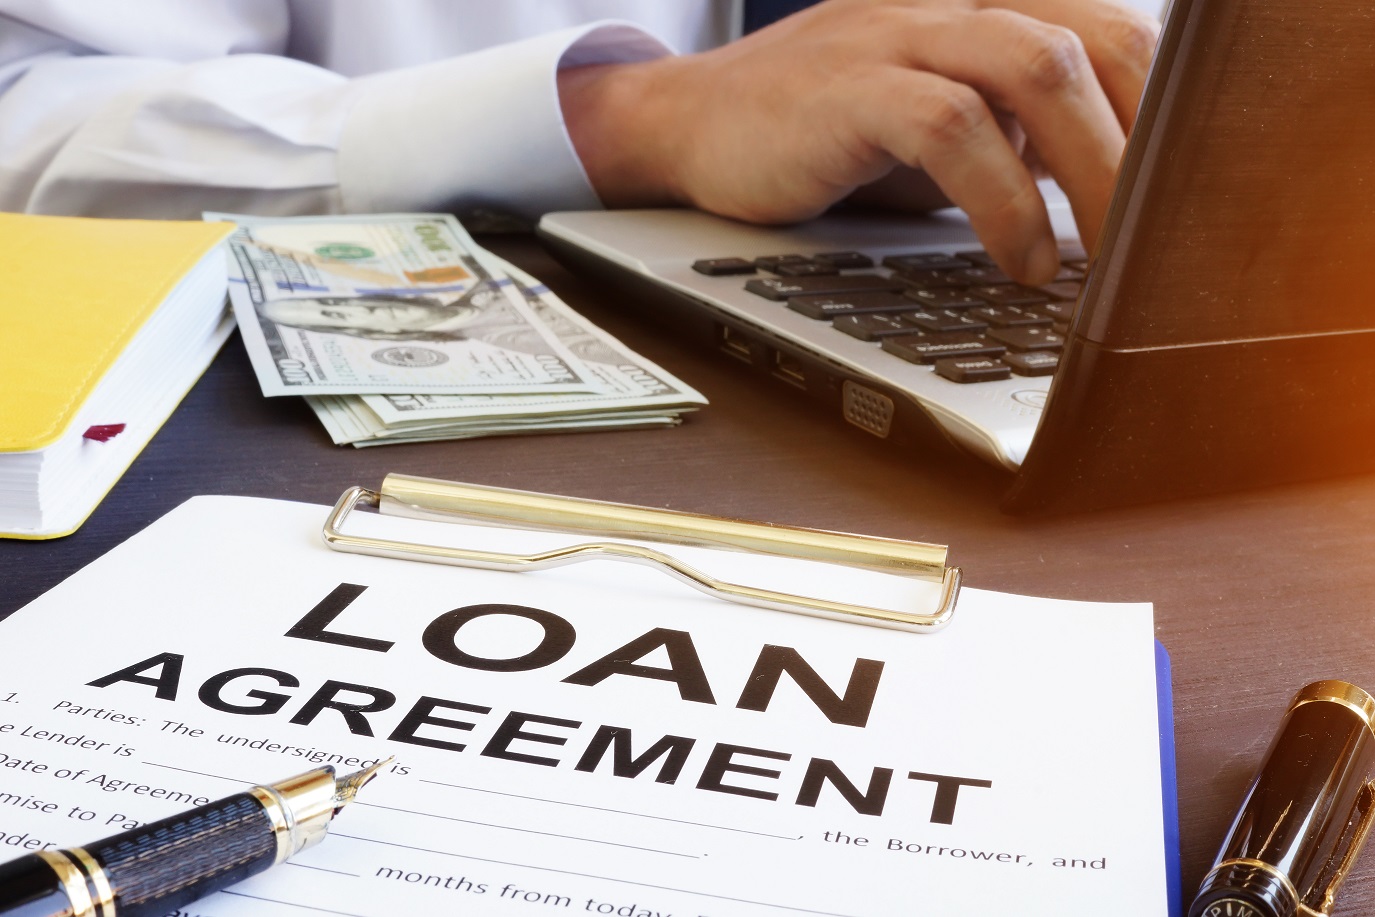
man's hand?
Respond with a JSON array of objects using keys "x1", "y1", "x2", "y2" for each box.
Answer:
[{"x1": 558, "y1": 0, "x2": 1159, "y2": 284}]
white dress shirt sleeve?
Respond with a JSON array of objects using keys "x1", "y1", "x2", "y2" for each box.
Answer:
[
  {"x1": 0, "y1": 10, "x2": 672, "y2": 221},
  {"x1": 339, "y1": 23, "x2": 672, "y2": 221}
]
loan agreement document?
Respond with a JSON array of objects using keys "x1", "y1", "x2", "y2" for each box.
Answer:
[{"x1": 0, "y1": 497, "x2": 1170, "y2": 916}]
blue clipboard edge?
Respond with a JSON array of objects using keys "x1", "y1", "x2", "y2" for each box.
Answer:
[{"x1": 1156, "y1": 639, "x2": 1183, "y2": 917}]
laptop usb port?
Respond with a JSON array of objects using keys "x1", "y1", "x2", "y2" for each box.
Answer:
[
  {"x1": 718, "y1": 324, "x2": 756, "y2": 364},
  {"x1": 772, "y1": 350, "x2": 807, "y2": 389}
]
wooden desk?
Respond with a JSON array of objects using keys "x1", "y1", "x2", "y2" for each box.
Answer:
[{"x1": 5, "y1": 235, "x2": 1375, "y2": 914}]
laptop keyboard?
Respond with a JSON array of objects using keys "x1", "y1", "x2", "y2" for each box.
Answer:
[{"x1": 692, "y1": 248, "x2": 1086, "y2": 384}]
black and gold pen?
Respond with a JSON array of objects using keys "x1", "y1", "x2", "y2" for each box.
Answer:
[
  {"x1": 1189, "y1": 681, "x2": 1375, "y2": 917},
  {"x1": 0, "y1": 759, "x2": 387, "y2": 917}
]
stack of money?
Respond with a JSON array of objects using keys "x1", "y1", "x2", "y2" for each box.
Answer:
[{"x1": 211, "y1": 213, "x2": 705, "y2": 445}]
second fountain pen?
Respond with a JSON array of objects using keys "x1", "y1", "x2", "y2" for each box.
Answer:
[{"x1": 0, "y1": 758, "x2": 388, "y2": 917}]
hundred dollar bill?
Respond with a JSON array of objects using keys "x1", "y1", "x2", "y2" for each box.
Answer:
[
  {"x1": 306, "y1": 257, "x2": 707, "y2": 445},
  {"x1": 208, "y1": 212, "x2": 599, "y2": 397},
  {"x1": 307, "y1": 394, "x2": 678, "y2": 446},
  {"x1": 367, "y1": 259, "x2": 704, "y2": 420}
]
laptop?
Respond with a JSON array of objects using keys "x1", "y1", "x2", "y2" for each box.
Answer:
[{"x1": 538, "y1": 0, "x2": 1375, "y2": 513}]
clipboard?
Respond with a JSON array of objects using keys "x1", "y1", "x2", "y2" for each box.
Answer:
[
  {"x1": 323, "y1": 478, "x2": 1180, "y2": 913},
  {"x1": 322, "y1": 473, "x2": 962, "y2": 633}
]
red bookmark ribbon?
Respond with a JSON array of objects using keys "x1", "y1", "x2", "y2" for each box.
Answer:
[{"x1": 83, "y1": 424, "x2": 127, "y2": 442}]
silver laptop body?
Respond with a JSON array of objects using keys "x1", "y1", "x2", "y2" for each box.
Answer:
[{"x1": 539, "y1": 0, "x2": 1375, "y2": 512}]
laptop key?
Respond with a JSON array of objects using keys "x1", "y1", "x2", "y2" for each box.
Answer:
[
  {"x1": 788, "y1": 291, "x2": 914, "y2": 319},
  {"x1": 934, "y1": 356, "x2": 1013, "y2": 383},
  {"x1": 906, "y1": 287, "x2": 988, "y2": 309},
  {"x1": 969, "y1": 305, "x2": 1054, "y2": 327},
  {"x1": 1038, "y1": 280, "x2": 1083, "y2": 301},
  {"x1": 882, "y1": 252, "x2": 971, "y2": 272},
  {"x1": 754, "y1": 254, "x2": 811, "y2": 272},
  {"x1": 813, "y1": 251, "x2": 875, "y2": 269},
  {"x1": 906, "y1": 309, "x2": 990, "y2": 333},
  {"x1": 693, "y1": 258, "x2": 756, "y2": 276},
  {"x1": 947, "y1": 266, "x2": 1014, "y2": 285},
  {"x1": 775, "y1": 261, "x2": 839, "y2": 277},
  {"x1": 1035, "y1": 300, "x2": 1077, "y2": 323},
  {"x1": 968, "y1": 284, "x2": 1050, "y2": 306},
  {"x1": 954, "y1": 250, "x2": 997, "y2": 266},
  {"x1": 987, "y1": 326, "x2": 1066, "y2": 352},
  {"x1": 835, "y1": 312, "x2": 924, "y2": 341},
  {"x1": 881, "y1": 332, "x2": 1006, "y2": 365},
  {"x1": 1004, "y1": 351, "x2": 1061, "y2": 377},
  {"x1": 893, "y1": 268, "x2": 969, "y2": 289},
  {"x1": 744, "y1": 274, "x2": 904, "y2": 301}
]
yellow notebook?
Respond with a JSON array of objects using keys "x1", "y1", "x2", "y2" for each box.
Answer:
[{"x1": 0, "y1": 212, "x2": 234, "y2": 538}]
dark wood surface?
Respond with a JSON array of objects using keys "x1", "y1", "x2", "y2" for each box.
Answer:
[{"x1": 5, "y1": 235, "x2": 1375, "y2": 914}]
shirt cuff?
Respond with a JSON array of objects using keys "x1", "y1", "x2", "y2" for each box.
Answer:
[{"x1": 338, "y1": 22, "x2": 673, "y2": 225}]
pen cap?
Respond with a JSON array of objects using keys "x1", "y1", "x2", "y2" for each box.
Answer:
[{"x1": 1191, "y1": 681, "x2": 1375, "y2": 917}]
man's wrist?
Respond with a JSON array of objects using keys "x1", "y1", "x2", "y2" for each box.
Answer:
[{"x1": 558, "y1": 56, "x2": 691, "y2": 210}]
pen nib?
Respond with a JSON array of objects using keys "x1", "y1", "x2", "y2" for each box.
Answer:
[{"x1": 333, "y1": 756, "x2": 393, "y2": 811}]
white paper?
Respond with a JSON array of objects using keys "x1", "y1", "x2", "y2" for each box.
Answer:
[{"x1": 0, "y1": 497, "x2": 1168, "y2": 916}]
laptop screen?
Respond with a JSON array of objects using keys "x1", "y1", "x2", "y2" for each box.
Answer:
[{"x1": 1081, "y1": 0, "x2": 1375, "y2": 349}]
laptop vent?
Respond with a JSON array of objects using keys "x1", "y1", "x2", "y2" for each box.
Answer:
[{"x1": 842, "y1": 381, "x2": 894, "y2": 438}]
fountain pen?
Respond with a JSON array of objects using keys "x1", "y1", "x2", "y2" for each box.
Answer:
[{"x1": 0, "y1": 759, "x2": 387, "y2": 917}]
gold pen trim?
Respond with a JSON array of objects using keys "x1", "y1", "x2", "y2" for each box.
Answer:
[
  {"x1": 36, "y1": 849, "x2": 97, "y2": 917},
  {"x1": 248, "y1": 785, "x2": 295, "y2": 865},
  {"x1": 253, "y1": 762, "x2": 385, "y2": 862},
  {"x1": 1289, "y1": 680, "x2": 1375, "y2": 739},
  {"x1": 65, "y1": 846, "x2": 115, "y2": 917},
  {"x1": 1314, "y1": 781, "x2": 1375, "y2": 915}
]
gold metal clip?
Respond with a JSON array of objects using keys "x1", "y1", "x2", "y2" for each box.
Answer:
[{"x1": 323, "y1": 474, "x2": 961, "y2": 633}]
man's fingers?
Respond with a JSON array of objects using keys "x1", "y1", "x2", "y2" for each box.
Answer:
[
  {"x1": 895, "y1": 8, "x2": 1126, "y2": 253},
  {"x1": 986, "y1": 0, "x2": 1161, "y2": 130},
  {"x1": 863, "y1": 68, "x2": 1060, "y2": 281},
  {"x1": 567, "y1": 0, "x2": 1154, "y2": 269}
]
